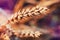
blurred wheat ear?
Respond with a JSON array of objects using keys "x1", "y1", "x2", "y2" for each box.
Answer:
[{"x1": 10, "y1": 33, "x2": 51, "y2": 40}]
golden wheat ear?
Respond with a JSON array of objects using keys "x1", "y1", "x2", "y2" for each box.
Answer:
[
  {"x1": 0, "y1": 0, "x2": 59, "y2": 39},
  {"x1": 8, "y1": 0, "x2": 60, "y2": 25}
]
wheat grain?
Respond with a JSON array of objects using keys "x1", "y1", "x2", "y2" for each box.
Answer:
[{"x1": 8, "y1": 5, "x2": 49, "y2": 24}]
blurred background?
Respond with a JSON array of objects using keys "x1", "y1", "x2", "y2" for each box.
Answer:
[{"x1": 0, "y1": 0, "x2": 60, "y2": 40}]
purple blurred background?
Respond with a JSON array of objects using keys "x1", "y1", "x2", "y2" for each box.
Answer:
[{"x1": 0, "y1": 0, "x2": 17, "y2": 10}]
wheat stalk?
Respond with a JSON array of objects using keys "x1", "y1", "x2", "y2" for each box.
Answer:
[
  {"x1": 8, "y1": 4, "x2": 49, "y2": 24},
  {"x1": 0, "y1": 0, "x2": 59, "y2": 39},
  {"x1": 0, "y1": 5, "x2": 49, "y2": 40},
  {"x1": 3, "y1": 4, "x2": 50, "y2": 38},
  {"x1": 4, "y1": 4, "x2": 51, "y2": 38}
]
